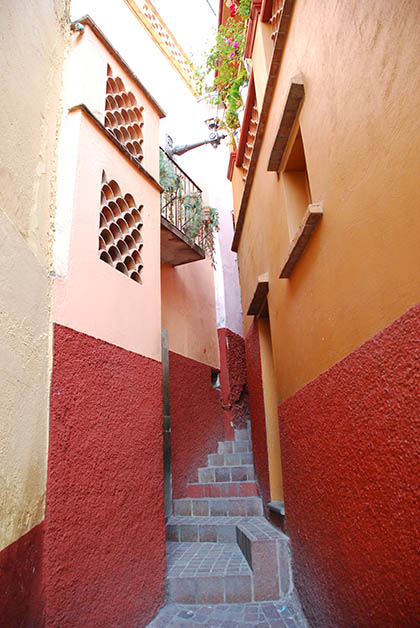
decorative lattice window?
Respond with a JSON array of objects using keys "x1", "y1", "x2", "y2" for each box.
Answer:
[
  {"x1": 98, "y1": 171, "x2": 143, "y2": 284},
  {"x1": 104, "y1": 65, "x2": 144, "y2": 161}
]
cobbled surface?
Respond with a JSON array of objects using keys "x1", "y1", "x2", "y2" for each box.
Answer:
[{"x1": 146, "y1": 593, "x2": 309, "y2": 627}]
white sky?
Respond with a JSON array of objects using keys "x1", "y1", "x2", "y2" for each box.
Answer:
[{"x1": 151, "y1": 0, "x2": 219, "y2": 64}]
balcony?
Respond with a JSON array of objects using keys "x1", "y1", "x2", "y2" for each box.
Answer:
[{"x1": 160, "y1": 149, "x2": 207, "y2": 266}]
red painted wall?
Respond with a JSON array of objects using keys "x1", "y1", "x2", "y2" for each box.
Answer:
[
  {"x1": 245, "y1": 321, "x2": 271, "y2": 506},
  {"x1": 169, "y1": 351, "x2": 225, "y2": 499},
  {"x1": 45, "y1": 324, "x2": 165, "y2": 627},
  {"x1": 218, "y1": 328, "x2": 249, "y2": 434},
  {"x1": 278, "y1": 302, "x2": 420, "y2": 628},
  {"x1": 0, "y1": 523, "x2": 44, "y2": 627}
]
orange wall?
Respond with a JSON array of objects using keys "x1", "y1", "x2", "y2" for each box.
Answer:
[
  {"x1": 161, "y1": 260, "x2": 220, "y2": 368},
  {"x1": 235, "y1": 0, "x2": 420, "y2": 401}
]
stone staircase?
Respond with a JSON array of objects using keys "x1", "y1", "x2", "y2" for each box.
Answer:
[{"x1": 165, "y1": 425, "x2": 293, "y2": 605}]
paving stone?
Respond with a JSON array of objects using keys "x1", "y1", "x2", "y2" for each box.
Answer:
[{"x1": 147, "y1": 595, "x2": 309, "y2": 627}]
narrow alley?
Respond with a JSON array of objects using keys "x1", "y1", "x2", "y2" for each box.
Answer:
[{"x1": 1, "y1": 1, "x2": 419, "y2": 627}]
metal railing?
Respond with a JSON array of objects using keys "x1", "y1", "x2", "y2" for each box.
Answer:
[{"x1": 159, "y1": 148, "x2": 208, "y2": 250}]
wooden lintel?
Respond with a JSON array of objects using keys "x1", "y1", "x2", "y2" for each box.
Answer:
[
  {"x1": 261, "y1": 0, "x2": 273, "y2": 22},
  {"x1": 247, "y1": 272, "x2": 269, "y2": 315},
  {"x1": 279, "y1": 203, "x2": 323, "y2": 278},
  {"x1": 267, "y1": 81, "x2": 305, "y2": 172}
]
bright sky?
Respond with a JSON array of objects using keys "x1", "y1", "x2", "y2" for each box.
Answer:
[{"x1": 151, "y1": 0, "x2": 219, "y2": 64}]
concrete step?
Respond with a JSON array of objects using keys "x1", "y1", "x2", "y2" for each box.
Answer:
[
  {"x1": 166, "y1": 515, "x2": 251, "y2": 543},
  {"x1": 234, "y1": 427, "x2": 250, "y2": 442},
  {"x1": 208, "y1": 451, "x2": 254, "y2": 466},
  {"x1": 173, "y1": 496, "x2": 263, "y2": 517},
  {"x1": 166, "y1": 542, "x2": 253, "y2": 604},
  {"x1": 198, "y1": 464, "x2": 255, "y2": 484},
  {"x1": 217, "y1": 440, "x2": 252, "y2": 454},
  {"x1": 186, "y1": 480, "x2": 258, "y2": 498},
  {"x1": 236, "y1": 517, "x2": 293, "y2": 601}
]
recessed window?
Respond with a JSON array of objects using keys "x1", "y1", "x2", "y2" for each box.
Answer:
[
  {"x1": 282, "y1": 128, "x2": 311, "y2": 239},
  {"x1": 98, "y1": 170, "x2": 144, "y2": 284}
]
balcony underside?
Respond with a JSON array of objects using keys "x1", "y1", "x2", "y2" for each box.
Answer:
[{"x1": 161, "y1": 216, "x2": 205, "y2": 266}]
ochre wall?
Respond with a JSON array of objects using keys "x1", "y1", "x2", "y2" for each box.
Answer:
[
  {"x1": 244, "y1": 322, "x2": 271, "y2": 507},
  {"x1": 278, "y1": 302, "x2": 420, "y2": 628},
  {"x1": 0, "y1": 0, "x2": 69, "y2": 557},
  {"x1": 169, "y1": 351, "x2": 225, "y2": 499},
  {"x1": 237, "y1": 0, "x2": 420, "y2": 401},
  {"x1": 45, "y1": 324, "x2": 165, "y2": 627},
  {"x1": 161, "y1": 262, "x2": 220, "y2": 368}
]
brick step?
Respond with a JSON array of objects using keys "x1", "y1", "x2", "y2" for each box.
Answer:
[
  {"x1": 198, "y1": 464, "x2": 255, "y2": 483},
  {"x1": 166, "y1": 542, "x2": 254, "y2": 604},
  {"x1": 166, "y1": 515, "x2": 252, "y2": 543},
  {"x1": 173, "y1": 496, "x2": 263, "y2": 517},
  {"x1": 217, "y1": 440, "x2": 252, "y2": 454},
  {"x1": 208, "y1": 451, "x2": 253, "y2": 466},
  {"x1": 236, "y1": 517, "x2": 293, "y2": 601},
  {"x1": 234, "y1": 427, "x2": 250, "y2": 442},
  {"x1": 186, "y1": 480, "x2": 258, "y2": 499}
]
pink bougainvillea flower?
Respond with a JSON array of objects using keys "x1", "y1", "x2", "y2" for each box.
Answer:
[
  {"x1": 230, "y1": 4, "x2": 236, "y2": 16},
  {"x1": 230, "y1": 52, "x2": 235, "y2": 59},
  {"x1": 233, "y1": 41, "x2": 239, "y2": 49},
  {"x1": 227, "y1": 37, "x2": 232, "y2": 44}
]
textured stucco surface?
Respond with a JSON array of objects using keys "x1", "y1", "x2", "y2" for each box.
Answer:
[
  {"x1": 0, "y1": 522, "x2": 44, "y2": 627},
  {"x1": 0, "y1": 0, "x2": 69, "y2": 265},
  {"x1": 244, "y1": 322, "x2": 271, "y2": 507},
  {"x1": 170, "y1": 351, "x2": 225, "y2": 500},
  {"x1": 218, "y1": 328, "x2": 249, "y2": 431},
  {"x1": 0, "y1": 0, "x2": 69, "y2": 552},
  {"x1": 162, "y1": 263, "x2": 220, "y2": 369},
  {"x1": 278, "y1": 302, "x2": 420, "y2": 628},
  {"x1": 45, "y1": 324, "x2": 166, "y2": 627},
  {"x1": 236, "y1": 0, "x2": 420, "y2": 402},
  {"x1": 0, "y1": 214, "x2": 51, "y2": 551}
]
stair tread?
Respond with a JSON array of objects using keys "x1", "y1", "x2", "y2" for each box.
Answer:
[
  {"x1": 200, "y1": 464, "x2": 255, "y2": 470},
  {"x1": 188, "y1": 480, "x2": 256, "y2": 486},
  {"x1": 175, "y1": 496, "x2": 261, "y2": 502},
  {"x1": 168, "y1": 515, "x2": 265, "y2": 525},
  {"x1": 167, "y1": 541, "x2": 251, "y2": 577}
]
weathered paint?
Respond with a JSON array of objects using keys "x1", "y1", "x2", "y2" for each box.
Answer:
[
  {"x1": 0, "y1": 0, "x2": 68, "y2": 553},
  {"x1": 218, "y1": 328, "x2": 249, "y2": 432},
  {"x1": 244, "y1": 322, "x2": 271, "y2": 507},
  {"x1": 278, "y1": 302, "x2": 420, "y2": 627},
  {"x1": 169, "y1": 351, "x2": 225, "y2": 500},
  {"x1": 0, "y1": 523, "x2": 44, "y2": 626},
  {"x1": 45, "y1": 324, "x2": 165, "y2": 627},
  {"x1": 161, "y1": 263, "x2": 220, "y2": 368},
  {"x1": 53, "y1": 111, "x2": 162, "y2": 362},
  {"x1": 236, "y1": 0, "x2": 420, "y2": 401}
]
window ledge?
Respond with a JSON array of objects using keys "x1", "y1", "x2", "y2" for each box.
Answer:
[{"x1": 279, "y1": 202, "x2": 323, "y2": 278}]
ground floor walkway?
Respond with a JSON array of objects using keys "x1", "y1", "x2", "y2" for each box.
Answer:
[{"x1": 147, "y1": 593, "x2": 308, "y2": 627}]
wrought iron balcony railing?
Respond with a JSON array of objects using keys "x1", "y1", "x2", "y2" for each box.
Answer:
[{"x1": 159, "y1": 148, "x2": 208, "y2": 251}]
